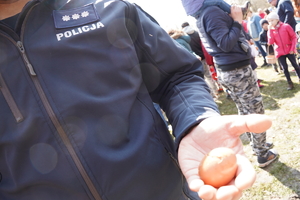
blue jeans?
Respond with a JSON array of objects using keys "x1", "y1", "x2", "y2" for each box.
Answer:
[
  {"x1": 192, "y1": 0, "x2": 231, "y2": 18},
  {"x1": 254, "y1": 40, "x2": 267, "y2": 59}
]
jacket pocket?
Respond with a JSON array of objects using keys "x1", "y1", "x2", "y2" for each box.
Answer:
[{"x1": 0, "y1": 73, "x2": 24, "y2": 123}]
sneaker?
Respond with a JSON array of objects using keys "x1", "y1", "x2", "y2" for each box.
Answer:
[
  {"x1": 257, "y1": 149, "x2": 279, "y2": 168},
  {"x1": 287, "y1": 81, "x2": 294, "y2": 90},
  {"x1": 257, "y1": 80, "x2": 265, "y2": 88},
  {"x1": 226, "y1": 94, "x2": 232, "y2": 100}
]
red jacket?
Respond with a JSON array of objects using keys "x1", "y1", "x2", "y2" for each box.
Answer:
[
  {"x1": 268, "y1": 22, "x2": 297, "y2": 58},
  {"x1": 201, "y1": 43, "x2": 214, "y2": 66}
]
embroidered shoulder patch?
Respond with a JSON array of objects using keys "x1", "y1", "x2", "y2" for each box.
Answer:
[{"x1": 53, "y1": 4, "x2": 100, "y2": 29}]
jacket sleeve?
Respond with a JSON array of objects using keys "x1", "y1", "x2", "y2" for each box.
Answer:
[
  {"x1": 268, "y1": 29, "x2": 275, "y2": 45},
  {"x1": 259, "y1": 32, "x2": 267, "y2": 45},
  {"x1": 202, "y1": 42, "x2": 214, "y2": 66},
  {"x1": 181, "y1": 35, "x2": 191, "y2": 44},
  {"x1": 125, "y1": 3, "x2": 220, "y2": 147},
  {"x1": 280, "y1": 1, "x2": 296, "y2": 25},
  {"x1": 204, "y1": 8, "x2": 242, "y2": 52},
  {"x1": 254, "y1": 16, "x2": 263, "y2": 39},
  {"x1": 286, "y1": 24, "x2": 297, "y2": 52}
]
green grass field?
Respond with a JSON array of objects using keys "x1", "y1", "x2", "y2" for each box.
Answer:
[{"x1": 215, "y1": 57, "x2": 300, "y2": 200}]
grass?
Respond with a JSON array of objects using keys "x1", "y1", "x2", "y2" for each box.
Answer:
[{"x1": 215, "y1": 56, "x2": 300, "y2": 199}]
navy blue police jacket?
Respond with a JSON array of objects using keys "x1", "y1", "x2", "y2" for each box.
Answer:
[{"x1": 0, "y1": 0, "x2": 219, "y2": 199}]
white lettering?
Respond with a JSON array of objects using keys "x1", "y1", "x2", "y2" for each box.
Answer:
[
  {"x1": 56, "y1": 33, "x2": 64, "y2": 41},
  {"x1": 82, "y1": 26, "x2": 90, "y2": 32},
  {"x1": 72, "y1": 29, "x2": 79, "y2": 35},
  {"x1": 97, "y1": 22, "x2": 104, "y2": 28},
  {"x1": 64, "y1": 31, "x2": 72, "y2": 38},
  {"x1": 56, "y1": 22, "x2": 105, "y2": 41},
  {"x1": 90, "y1": 24, "x2": 96, "y2": 30}
]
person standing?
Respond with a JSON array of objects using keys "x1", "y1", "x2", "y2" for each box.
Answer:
[
  {"x1": 247, "y1": 9, "x2": 268, "y2": 67},
  {"x1": 268, "y1": 0, "x2": 297, "y2": 30},
  {"x1": 168, "y1": 28, "x2": 194, "y2": 54},
  {"x1": 181, "y1": 22, "x2": 219, "y2": 99},
  {"x1": 258, "y1": 8, "x2": 266, "y2": 19},
  {"x1": 267, "y1": 12, "x2": 300, "y2": 90},
  {"x1": 181, "y1": 2, "x2": 279, "y2": 168},
  {"x1": 259, "y1": 19, "x2": 281, "y2": 74}
]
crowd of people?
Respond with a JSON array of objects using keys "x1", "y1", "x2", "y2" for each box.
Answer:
[
  {"x1": 178, "y1": 0, "x2": 300, "y2": 197},
  {"x1": 177, "y1": 0, "x2": 300, "y2": 92},
  {"x1": 0, "y1": 0, "x2": 299, "y2": 200}
]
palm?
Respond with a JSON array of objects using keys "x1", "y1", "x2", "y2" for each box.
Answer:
[{"x1": 178, "y1": 114, "x2": 272, "y2": 199}]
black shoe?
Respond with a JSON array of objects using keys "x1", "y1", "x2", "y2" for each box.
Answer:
[
  {"x1": 287, "y1": 81, "x2": 294, "y2": 90},
  {"x1": 257, "y1": 149, "x2": 279, "y2": 168},
  {"x1": 241, "y1": 1, "x2": 251, "y2": 20},
  {"x1": 226, "y1": 94, "x2": 232, "y2": 99},
  {"x1": 261, "y1": 62, "x2": 268, "y2": 67}
]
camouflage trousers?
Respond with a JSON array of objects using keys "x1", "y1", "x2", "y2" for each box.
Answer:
[{"x1": 217, "y1": 65, "x2": 269, "y2": 157}]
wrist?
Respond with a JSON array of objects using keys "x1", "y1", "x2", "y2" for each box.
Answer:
[{"x1": 232, "y1": 21, "x2": 242, "y2": 29}]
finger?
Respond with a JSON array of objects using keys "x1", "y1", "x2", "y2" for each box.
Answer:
[
  {"x1": 188, "y1": 178, "x2": 205, "y2": 192},
  {"x1": 228, "y1": 114, "x2": 272, "y2": 135},
  {"x1": 234, "y1": 155, "x2": 256, "y2": 190},
  {"x1": 231, "y1": 5, "x2": 242, "y2": 12},
  {"x1": 215, "y1": 185, "x2": 239, "y2": 200},
  {"x1": 198, "y1": 185, "x2": 217, "y2": 200},
  {"x1": 232, "y1": 192, "x2": 243, "y2": 200}
]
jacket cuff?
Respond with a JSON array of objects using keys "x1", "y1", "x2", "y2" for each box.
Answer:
[
  {"x1": 232, "y1": 21, "x2": 242, "y2": 29},
  {"x1": 174, "y1": 110, "x2": 221, "y2": 151}
]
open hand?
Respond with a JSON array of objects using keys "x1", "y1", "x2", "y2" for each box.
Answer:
[{"x1": 178, "y1": 114, "x2": 272, "y2": 200}]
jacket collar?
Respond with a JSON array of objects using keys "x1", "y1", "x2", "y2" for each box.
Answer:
[{"x1": 40, "y1": 0, "x2": 99, "y2": 10}]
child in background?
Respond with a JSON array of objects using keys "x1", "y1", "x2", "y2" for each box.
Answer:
[
  {"x1": 259, "y1": 19, "x2": 280, "y2": 74},
  {"x1": 181, "y1": 0, "x2": 250, "y2": 19},
  {"x1": 244, "y1": 29, "x2": 265, "y2": 88},
  {"x1": 247, "y1": 9, "x2": 269, "y2": 67},
  {"x1": 295, "y1": 23, "x2": 300, "y2": 64},
  {"x1": 267, "y1": 12, "x2": 300, "y2": 90}
]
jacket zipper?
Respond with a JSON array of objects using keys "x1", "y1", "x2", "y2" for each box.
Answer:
[
  {"x1": 14, "y1": 3, "x2": 103, "y2": 200},
  {"x1": 0, "y1": 73, "x2": 24, "y2": 123},
  {"x1": 16, "y1": 45, "x2": 103, "y2": 200},
  {"x1": 16, "y1": 44, "x2": 103, "y2": 200},
  {"x1": 17, "y1": 41, "x2": 36, "y2": 76}
]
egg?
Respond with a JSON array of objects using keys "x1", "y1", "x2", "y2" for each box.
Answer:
[{"x1": 198, "y1": 147, "x2": 237, "y2": 188}]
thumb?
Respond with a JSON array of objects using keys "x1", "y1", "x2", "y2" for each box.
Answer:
[{"x1": 228, "y1": 114, "x2": 272, "y2": 135}]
